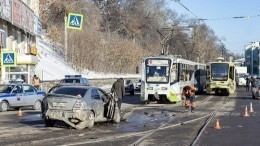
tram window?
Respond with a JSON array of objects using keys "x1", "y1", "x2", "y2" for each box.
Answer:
[
  {"x1": 189, "y1": 70, "x2": 194, "y2": 80},
  {"x1": 206, "y1": 65, "x2": 210, "y2": 79},
  {"x1": 229, "y1": 66, "x2": 234, "y2": 80},
  {"x1": 170, "y1": 69, "x2": 177, "y2": 83},
  {"x1": 172, "y1": 63, "x2": 177, "y2": 70}
]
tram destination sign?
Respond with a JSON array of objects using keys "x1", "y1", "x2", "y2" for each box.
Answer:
[{"x1": 147, "y1": 59, "x2": 169, "y2": 66}]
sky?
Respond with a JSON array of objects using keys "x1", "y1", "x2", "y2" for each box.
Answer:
[
  {"x1": 166, "y1": 0, "x2": 260, "y2": 54},
  {"x1": 35, "y1": 38, "x2": 140, "y2": 81}
]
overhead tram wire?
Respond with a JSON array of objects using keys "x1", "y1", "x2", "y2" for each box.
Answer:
[
  {"x1": 174, "y1": 1, "x2": 260, "y2": 22},
  {"x1": 199, "y1": 14, "x2": 260, "y2": 21},
  {"x1": 174, "y1": 0, "x2": 206, "y2": 24}
]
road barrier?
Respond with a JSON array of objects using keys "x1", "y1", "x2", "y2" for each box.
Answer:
[{"x1": 243, "y1": 106, "x2": 249, "y2": 117}]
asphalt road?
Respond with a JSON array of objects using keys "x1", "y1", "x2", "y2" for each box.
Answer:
[{"x1": 0, "y1": 88, "x2": 259, "y2": 146}]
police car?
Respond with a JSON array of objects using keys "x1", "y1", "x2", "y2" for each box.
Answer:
[
  {"x1": 0, "y1": 83, "x2": 45, "y2": 112},
  {"x1": 59, "y1": 75, "x2": 90, "y2": 86}
]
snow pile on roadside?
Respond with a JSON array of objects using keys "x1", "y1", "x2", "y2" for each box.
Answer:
[{"x1": 35, "y1": 38, "x2": 141, "y2": 81}]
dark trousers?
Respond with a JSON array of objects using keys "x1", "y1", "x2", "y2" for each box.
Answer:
[
  {"x1": 246, "y1": 85, "x2": 249, "y2": 91},
  {"x1": 118, "y1": 98, "x2": 122, "y2": 110},
  {"x1": 252, "y1": 87, "x2": 257, "y2": 99}
]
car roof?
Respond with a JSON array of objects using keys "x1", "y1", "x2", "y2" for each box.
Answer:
[
  {"x1": 0, "y1": 83, "x2": 31, "y2": 86},
  {"x1": 56, "y1": 85, "x2": 99, "y2": 89}
]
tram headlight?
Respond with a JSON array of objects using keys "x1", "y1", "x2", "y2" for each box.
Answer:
[
  {"x1": 222, "y1": 82, "x2": 229, "y2": 86},
  {"x1": 210, "y1": 82, "x2": 216, "y2": 86},
  {"x1": 161, "y1": 87, "x2": 168, "y2": 90},
  {"x1": 147, "y1": 87, "x2": 153, "y2": 90}
]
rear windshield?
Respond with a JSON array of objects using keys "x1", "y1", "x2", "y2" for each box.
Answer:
[
  {"x1": 53, "y1": 87, "x2": 88, "y2": 97},
  {"x1": 60, "y1": 79, "x2": 80, "y2": 83}
]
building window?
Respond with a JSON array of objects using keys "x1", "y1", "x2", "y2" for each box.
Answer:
[
  {"x1": 0, "y1": 30, "x2": 6, "y2": 49},
  {"x1": 10, "y1": 65, "x2": 28, "y2": 72}
]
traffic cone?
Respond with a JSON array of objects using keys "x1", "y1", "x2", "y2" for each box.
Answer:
[
  {"x1": 214, "y1": 119, "x2": 221, "y2": 130},
  {"x1": 243, "y1": 106, "x2": 249, "y2": 117},
  {"x1": 18, "y1": 108, "x2": 22, "y2": 117},
  {"x1": 250, "y1": 102, "x2": 254, "y2": 112}
]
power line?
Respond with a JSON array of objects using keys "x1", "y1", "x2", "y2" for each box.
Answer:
[
  {"x1": 174, "y1": 0, "x2": 260, "y2": 22},
  {"x1": 175, "y1": 0, "x2": 205, "y2": 24},
  {"x1": 199, "y1": 14, "x2": 260, "y2": 21}
]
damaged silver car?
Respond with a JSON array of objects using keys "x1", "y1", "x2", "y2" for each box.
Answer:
[{"x1": 41, "y1": 85, "x2": 121, "y2": 130}]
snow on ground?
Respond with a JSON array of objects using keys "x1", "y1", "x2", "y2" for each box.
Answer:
[{"x1": 35, "y1": 38, "x2": 140, "y2": 81}]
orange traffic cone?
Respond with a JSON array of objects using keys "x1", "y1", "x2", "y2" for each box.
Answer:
[
  {"x1": 18, "y1": 108, "x2": 22, "y2": 117},
  {"x1": 250, "y1": 102, "x2": 254, "y2": 112},
  {"x1": 243, "y1": 106, "x2": 249, "y2": 117},
  {"x1": 214, "y1": 119, "x2": 221, "y2": 130}
]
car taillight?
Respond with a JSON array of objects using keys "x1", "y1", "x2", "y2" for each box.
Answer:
[{"x1": 73, "y1": 100, "x2": 86, "y2": 110}]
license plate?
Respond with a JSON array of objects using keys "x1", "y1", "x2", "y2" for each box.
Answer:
[{"x1": 53, "y1": 102, "x2": 66, "y2": 107}]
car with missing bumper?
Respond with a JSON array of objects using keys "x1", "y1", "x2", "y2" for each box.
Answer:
[
  {"x1": 0, "y1": 83, "x2": 45, "y2": 112},
  {"x1": 41, "y1": 85, "x2": 123, "y2": 130}
]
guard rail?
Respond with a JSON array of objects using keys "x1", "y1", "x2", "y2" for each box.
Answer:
[{"x1": 41, "y1": 77, "x2": 139, "y2": 92}]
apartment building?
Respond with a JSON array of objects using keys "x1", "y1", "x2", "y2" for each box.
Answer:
[
  {"x1": 245, "y1": 42, "x2": 260, "y2": 75},
  {"x1": 0, "y1": 0, "x2": 41, "y2": 83}
]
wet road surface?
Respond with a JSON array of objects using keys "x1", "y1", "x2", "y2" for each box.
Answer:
[{"x1": 0, "y1": 89, "x2": 251, "y2": 146}]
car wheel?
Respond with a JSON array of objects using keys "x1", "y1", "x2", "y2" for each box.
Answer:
[
  {"x1": 74, "y1": 111, "x2": 95, "y2": 130},
  {"x1": 85, "y1": 111, "x2": 94, "y2": 129},
  {"x1": 0, "y1": 101, "x2": 9, "y2": 112},
  {"x1": 33, "y1": 100, "x2": 42, "y2": 111},
  {"x1": 45, "y1": 118, "x2": 55, "y2": 127}
]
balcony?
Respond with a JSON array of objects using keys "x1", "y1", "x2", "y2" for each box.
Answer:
[{"x1": 17, "y1": 54, "x2": 38, "y2": 65}]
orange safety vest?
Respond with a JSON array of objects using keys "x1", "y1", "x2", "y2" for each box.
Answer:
[{"x1": 33, "y1": 78, "x2": 41, "y2": 86}]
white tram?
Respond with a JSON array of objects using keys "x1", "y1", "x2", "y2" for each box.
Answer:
[{"x1": 140, "y1": 55, "x2": 205, "y2": 103}]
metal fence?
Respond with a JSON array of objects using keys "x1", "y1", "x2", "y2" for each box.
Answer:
[{"x1": 41, "y1": 78, "x2": 139, "y2": 92}]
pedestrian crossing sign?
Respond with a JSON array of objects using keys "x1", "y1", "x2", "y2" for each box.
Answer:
[
  {"x1": 67, "y1": 13, "x2": 84, "y2": 30},
  {"x1": 1, "y1": 51, "x2": 17, "y2": 67}
]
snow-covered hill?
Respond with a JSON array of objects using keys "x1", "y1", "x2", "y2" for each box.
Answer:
[{"x1": 35, "y1": 38, "x2": 140, "y2": 81}]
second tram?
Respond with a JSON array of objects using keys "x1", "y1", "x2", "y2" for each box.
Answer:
[{"x1": 206, "y1": 58, "x2": 236, "y2": 95}]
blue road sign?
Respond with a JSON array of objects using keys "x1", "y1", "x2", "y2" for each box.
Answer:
[
  {"x1": 67, "y1": 13, "x2": 84, "y2": 30},
  {"x1": 1, "y1": 51, "x2": 17, "y2": 67}
]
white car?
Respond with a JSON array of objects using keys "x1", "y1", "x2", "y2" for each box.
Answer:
[
  {"x1": 237, "y1": 77, "x2": 246, "y2": 86},
  {"x1": 134, "y1": 79, "x2": 141, "y2": 91},
  {"x1": 0, "y1": 83, "x2": 45, "y2": 112}
]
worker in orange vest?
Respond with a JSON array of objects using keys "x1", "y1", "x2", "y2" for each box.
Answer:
[
  {"x1": 32, "y1": 75, "x2": 41, "y2": 90},
  {"x1": 182, "y1": 85, "x2": 196, "y2": 113}
]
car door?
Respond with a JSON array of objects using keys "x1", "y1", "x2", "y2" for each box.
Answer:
[
  {"x1": 98, "y1": 89, "x2": 111, "y2": 118},
  {"x1": 11, "y1": 85, "x2": 24, "y2": 106},
  {"x1": 91, "y1": 88, "x2": 104, "y2": 119},
  {"x1": 22, "y1": 85, "x2": 38, "y2": 106}
]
